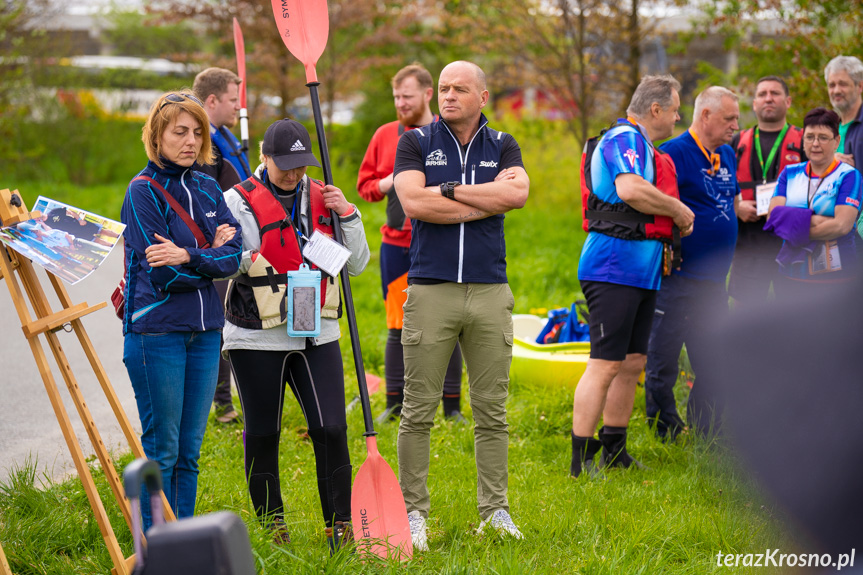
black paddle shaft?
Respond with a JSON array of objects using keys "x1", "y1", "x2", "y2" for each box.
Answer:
[{"x1": 307, "y1": 81, "x2": 377, "y2": 438}]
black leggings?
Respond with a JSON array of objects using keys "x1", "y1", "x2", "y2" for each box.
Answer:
[{"x1": 229, "y1": 342, "x2": 351, "y2": 527}]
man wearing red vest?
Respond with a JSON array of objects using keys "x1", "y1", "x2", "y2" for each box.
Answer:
[
  {"x1": 357, "y1": 63, "x2": 464, "y2": 424},
  {"x1": 730, "y1": 76, "x2": 803, "y2": 305}
]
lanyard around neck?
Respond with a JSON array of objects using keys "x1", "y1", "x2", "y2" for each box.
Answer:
[
  {"x1": 625, "y1": 116, "x2": 654, "y2": 147},
  {"x1": 688, "y1": 129, "x2": 721, "y2": 175},
  {"x1": 806, "y1": 158, "x2": 839, "y2": 207},
  {"x1": 755, "y1": 123, "x2": 790, "y2": 183}
]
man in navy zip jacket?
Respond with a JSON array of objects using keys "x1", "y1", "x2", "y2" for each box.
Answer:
[
  {"x1": 393, "y1": 60, "x2": 529, "y2": 550},
  {"x1": 193, "y1": 66, "x2": 251, "y2": 424}
]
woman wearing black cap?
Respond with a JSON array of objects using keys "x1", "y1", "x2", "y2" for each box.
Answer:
[{"x1": 222, "y1": 119, "x2": 370, "y2": 552}]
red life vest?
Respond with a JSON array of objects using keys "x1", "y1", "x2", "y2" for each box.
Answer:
[
  {"x1": 226, "y1": 176, "x2": 339, "y2": 330},
  {"x1": 735, "y1": 126, "x2": 803, "y2": 201},
  {"x1": 580, "y1": 121, "x2": 681, "y2": 266}
]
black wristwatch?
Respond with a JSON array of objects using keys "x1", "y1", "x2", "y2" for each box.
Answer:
[{"x1": 439, "y1": 181, "x2": 460, "y2": 200}]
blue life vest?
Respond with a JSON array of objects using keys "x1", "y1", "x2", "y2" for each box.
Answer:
[{"x1": 211, "y1": 125, "x2": 251, "y2": 180}]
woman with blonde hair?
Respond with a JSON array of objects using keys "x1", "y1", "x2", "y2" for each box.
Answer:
[{"x1": 121, "y1": 90, "x2": 242, "y2": 530}]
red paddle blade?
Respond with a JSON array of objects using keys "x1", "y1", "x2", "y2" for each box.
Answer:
[
  {"x1": 270, "y1": 0, "x2": 329, "y2": 83},
  {"x1": 364, "y1": 372, "x2": 382, "y2": 395},
  {"x1": 351, "y1": 437, "x2": 412, "y2": 561},
  {"x1": 232, "y1": 17, "x2": 247, "y2": 108}
]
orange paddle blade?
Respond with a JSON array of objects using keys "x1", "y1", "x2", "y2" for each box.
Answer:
[
  {"x1": 351, "y1": 437, "x2": 412, "y2": 561},
  {"x1": 270, "y1": 0, "x2": 329, "y2": 83}
]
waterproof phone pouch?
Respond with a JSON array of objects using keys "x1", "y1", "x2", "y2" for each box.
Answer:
[{"x1": 287, "y1": 264, "x2": 321, "y2": 337}]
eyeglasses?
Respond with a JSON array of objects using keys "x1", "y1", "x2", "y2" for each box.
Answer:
[
  {"x1": 159, "y1": 93, "x2": 203, "y2": 110},
  {"x1": 803, "y1": 134, "x2": 837, "y2": 144}
]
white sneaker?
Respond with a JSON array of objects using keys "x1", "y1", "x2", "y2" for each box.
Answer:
[
  {"x1": 407, "y1": 510, "x2": 428, "y2": 551},
  {"x1": 477, "y1": 509, "x2": 524, "y2": 539}
]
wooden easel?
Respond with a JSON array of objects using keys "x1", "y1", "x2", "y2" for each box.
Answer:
[
  {"x1": 0, "y1": 541, "x2": 11, "y2": 575},
  {"x1": 0, "y1": 189, "x2": 175, "y2": 575}
]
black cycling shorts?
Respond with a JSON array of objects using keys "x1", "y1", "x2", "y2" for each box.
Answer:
[{"x1": 581, "y1": 280, "x2": 657, "y2": 361}]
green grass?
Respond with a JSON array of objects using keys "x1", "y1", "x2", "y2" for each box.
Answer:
[{"x1": 0, "y1": 135, "x2": 794, "y2": 574}]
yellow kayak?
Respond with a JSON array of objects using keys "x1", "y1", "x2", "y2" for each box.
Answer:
[{"x1": 510, "y1": 314, "x2": 590, "y2": 388}]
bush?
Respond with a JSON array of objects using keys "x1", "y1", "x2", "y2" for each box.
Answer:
[{"x1": 0, "y1": 91, "x2": 146, "y2": 187}]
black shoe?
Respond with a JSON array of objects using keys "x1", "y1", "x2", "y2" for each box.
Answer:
[
  {"x1": 597, "y1": 426, "x2": 648, "y2": 470},
  {"x1": 326, "y1": 521, "x2": 353, "y2": 555},
  {"x1": 267, "y1": 517, "x2": 291, "y2": 545},
  {"x1": 570, "y1": 433, "x2": 603, "y2": 478}
]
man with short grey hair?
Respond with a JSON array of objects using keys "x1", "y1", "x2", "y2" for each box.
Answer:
[
  {"x1": 644, "y1": 86, "x2": 740, "y2": 439},
  {"x1": 570, "y1": 74, "x2": 693, "y2": 477},
  {"x1": 825, "y1": 55, "x2": 863, "y2": 168}
]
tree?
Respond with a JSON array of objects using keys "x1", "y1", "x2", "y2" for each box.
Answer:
[
  {"x1": 101, "y1": 10, "x2": 200, "y2": 59},
  {"x1": 685, "y1": 0, "x2": 863, "y2": 125},
  {"x1": 441, "y1": 0, "x2": 661, "y2": 146},
  {"x1": 144, "y1": 0, "x2": 424, "y2": 132},
  {"x1": 0, "y1": 0, "x2": 59, "y2": 107}
]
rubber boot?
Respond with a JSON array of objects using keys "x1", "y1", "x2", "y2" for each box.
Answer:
[
  {"x1": 597, "y1": 426, "x2": 647, "y2": 469},
  {"x1": 325, "y1": 521, "x2": 353, "y2": 555},
  {"x1": 570, "y1": 432, "x2": 603, "y2": 478}
]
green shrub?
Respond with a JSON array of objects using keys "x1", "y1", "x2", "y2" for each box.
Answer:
[{"x1": 1, "y1": 93, "x2": 146, "y2": 187}]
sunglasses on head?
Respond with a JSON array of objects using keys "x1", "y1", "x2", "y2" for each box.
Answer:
[{"x1": 159, "y1": 93, "x2": 203, "y2": 110}]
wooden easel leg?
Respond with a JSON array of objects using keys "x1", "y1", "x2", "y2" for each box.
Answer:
[
  {"x1": 0, "y1": 541, "x2": 12, "y2": 575},
  {"x1": 0, "y1": 249, "x2": 129, "y2": 575},
  {"x1": 46, "y1": 275, "x2": 176, "y2": 522},
  {"x1": 25, "y1": 334, "x2": 130, "y2": 574}
]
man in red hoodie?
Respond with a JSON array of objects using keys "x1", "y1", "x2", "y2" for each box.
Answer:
[{"x1": 357, "y1": 63, "x2": 464, "y2": 423}]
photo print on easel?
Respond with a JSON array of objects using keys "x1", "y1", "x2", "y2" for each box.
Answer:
[{"x1": 0, "y1": 196, "x2": 125, "y2": 285}]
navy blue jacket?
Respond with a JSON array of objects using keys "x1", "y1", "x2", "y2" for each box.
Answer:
[
  {"x1": 121, "y1": 159, "x2": 242, "y2": 334},
  {"x1": 407, "y1": 114, "x2": 512, "y2": 283},
  {"x1": 844, "y1": 104, "x2": 863, "y2": 176}
]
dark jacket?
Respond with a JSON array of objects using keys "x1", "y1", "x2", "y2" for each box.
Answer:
[
  {"x1": 844, "y1": 104, "x2": 863, "y2": 173},
  {"x1": 406, "y1": 114, "x2": 510, "y2": 284},
  {"x1": 121, "y1": 159, "x2": 242, "y2": 334}
]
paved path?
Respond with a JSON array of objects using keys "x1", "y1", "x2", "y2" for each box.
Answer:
[{"x1": 0, "y1": 243, "x2": 140, "y2": 482}]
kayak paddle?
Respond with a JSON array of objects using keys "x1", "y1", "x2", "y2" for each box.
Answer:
[
  {"x1": 232, "y1": 17, "x2": 251, "y2": 167},
  {"x1": 269, "y1": 0, "x2": 412, "y2": 561}
]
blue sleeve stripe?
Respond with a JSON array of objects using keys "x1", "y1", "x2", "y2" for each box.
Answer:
[
  {"x1": 200, "y1": 251, "x2": 242, "y2": 262},
  {"x1": 129, "y1": 191, "x2": 155, "y2": 248},
  {"x1": 195, "y1": 178, "x2": 218, "y2": 205}
]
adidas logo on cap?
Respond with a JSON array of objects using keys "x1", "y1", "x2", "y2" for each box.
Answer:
[{"x1": 290, "y1": 140, "x2": 306, "y2": 152}]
